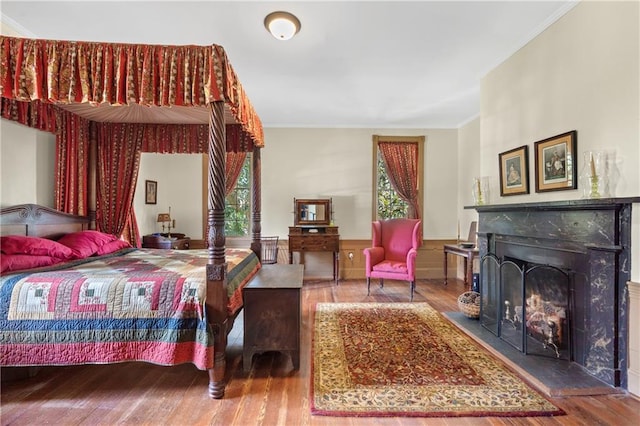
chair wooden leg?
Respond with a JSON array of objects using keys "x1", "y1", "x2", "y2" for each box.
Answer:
[
  {"x1": 443, "y1": 251, "x2": 448, "y2": 285},
  {"x1": 379, "y1": 278, "x2": 384, "y2": 289},
  {"x1": 410, "y1": 280, "x2": 415, "y2": 301},
  {"x1": 367, "y1": 277, "x2": 371, "y2": 295}
]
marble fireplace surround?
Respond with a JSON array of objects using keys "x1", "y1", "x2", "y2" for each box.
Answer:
[{"x1": 469, "y1": 197, "x2": 640, "y2": 390}]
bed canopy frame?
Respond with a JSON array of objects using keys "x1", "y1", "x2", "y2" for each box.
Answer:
[{"x1": 0, "y1": 35, "x2": 264, "y2": 398}]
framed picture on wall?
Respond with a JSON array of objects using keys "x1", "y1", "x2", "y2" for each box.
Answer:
[
  {"x1": 145, "y1": 180, "x2": 157, "y2": 204},
  {"x1": 499, "y1": 145, "x2": 529, "y2": 196},
  {"x1": 534, "y1": 131, "x2": 577, "y2": 193}
]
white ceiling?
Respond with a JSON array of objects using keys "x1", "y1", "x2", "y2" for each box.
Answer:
[{"x1": 1, "y1": 1, "x2": 578, "y2": 129}]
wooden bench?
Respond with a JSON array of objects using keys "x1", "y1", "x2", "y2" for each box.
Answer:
[{"x1": 242, "y1": 264, "x2": 304, "y2": 372}]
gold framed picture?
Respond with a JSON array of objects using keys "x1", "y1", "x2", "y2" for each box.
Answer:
[
  {"x1": 534, "y1": 131, "x2": 577, "y2": 193},
  {"x1": 499, "y1": 145, "x2": 529, "y2": 196}
]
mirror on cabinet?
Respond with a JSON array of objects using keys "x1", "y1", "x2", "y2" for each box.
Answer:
[{"x1": 294, "y1": 198, "x2": 332, "y2": 226}]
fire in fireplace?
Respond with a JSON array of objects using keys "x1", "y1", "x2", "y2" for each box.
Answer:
[{"x1": 520, "y1": 292, "x2": 567, "y2": 357}]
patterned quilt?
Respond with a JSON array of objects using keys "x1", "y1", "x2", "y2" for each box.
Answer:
[{"x1": 0, "y1": 248, "x2": 260, "y2": 370}]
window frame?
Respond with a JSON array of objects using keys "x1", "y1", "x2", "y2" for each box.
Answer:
[{"x1": 371, "y1": 135, "x2": 425, "y2": 222}]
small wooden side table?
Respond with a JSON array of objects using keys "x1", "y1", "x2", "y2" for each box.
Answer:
[
  {"x1": 288, "y1": 225, "x2": 340, "y2": 284},
  {"x1": 443, "y1": 243, "x2": 479, "y2": 288},
  {"x1": 242, "y1": 264, "x2": 304, "y2": 372}
]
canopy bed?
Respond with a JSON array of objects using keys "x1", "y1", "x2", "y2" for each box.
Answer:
[{"x1": 0, "y1": 35, "x2": 265, "y2": 399}]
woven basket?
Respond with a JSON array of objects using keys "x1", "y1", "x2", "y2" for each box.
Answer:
[{"x1": 457, "y1": 291, "x2": 480, "y2": 319}]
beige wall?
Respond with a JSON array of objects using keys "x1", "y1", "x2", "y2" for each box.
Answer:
[
  {"x1": 0, "y1": 20, "x2": 23, "y2": 37},
  {"x1": 457, "y1": 117, "x2": 481, "y2": 236},
  {"x1": 0, "y1": 120, "x2": 55, "y2": 208},
  {"x1": 131, "y1": 127, "x2": 461, "y2": 242},
  {"x1": 481, "y1": 1, "x2": 639, "y2": 200},
  {"x1": 134, "y1": 153, "x2": 203, "y2": 239},
  {"x1": 480, "y1": 0, "x2": 640, "y2": 280},
  {"x1": 262, "y1": 127, "x2": 458, "y2": 240}
]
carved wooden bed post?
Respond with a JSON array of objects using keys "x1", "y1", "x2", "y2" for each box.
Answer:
[
  {"x1": 206, "y1": 101, "x2": 229, "y2": 399},
  {"x1": 250, "y1": 146, "x2": 262, "y2": 259}
]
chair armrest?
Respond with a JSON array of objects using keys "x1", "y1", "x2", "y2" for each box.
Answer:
[{"x1": 363, "y1": 246, "x2": 384, "y2": 272}]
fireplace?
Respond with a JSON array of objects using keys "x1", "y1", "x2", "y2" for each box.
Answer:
[
  {"x1": 481, "y1": 253, "x2": 572, "y2": 360},
  {"x1": 471, "y1": 198, "x2": 640, "y2": 390}
]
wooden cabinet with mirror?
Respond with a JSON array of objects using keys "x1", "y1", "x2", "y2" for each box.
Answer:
[{"x1": 289, "y1": 198, "x2": 339, "y2": 284}]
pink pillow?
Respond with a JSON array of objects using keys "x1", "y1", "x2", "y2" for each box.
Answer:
[
  {"x1": 1, "y1": 254, "x2": 64, "y2": 274},
  {"x1": 1, "y1": 235, "x2": 74, "y2": 259},
  {"x1": 95, "y1": 239, "x2": 132, "y2": 256},
  {"x1": 57, "y1": 230, "x2": 119, "y2": 258}
]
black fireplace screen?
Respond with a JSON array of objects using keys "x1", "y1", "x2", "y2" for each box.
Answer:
[{"x1": 480, "y1": 254, "x2": 571, "y2": 360}]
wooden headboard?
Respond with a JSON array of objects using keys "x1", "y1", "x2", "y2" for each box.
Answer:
[{"x1": 0, "y1": 204, "x2": 90, "y2": 239}]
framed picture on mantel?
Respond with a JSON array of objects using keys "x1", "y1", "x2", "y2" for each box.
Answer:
[
  {"x1": 499, "y1": 145, "x2": 529, "y2": 196},
  {"x1": 534, "y1": 130, "x2": 577, "y2": 193}
]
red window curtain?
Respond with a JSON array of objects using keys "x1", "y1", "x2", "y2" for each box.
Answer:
[
  {"x1": 225, "y1": 151, "x2": 247, "y2": 195},
  {"x1": 54, "y1": 109, "x2": 90, "y2": 216},
  {"x1": 95, "y1": 123, "x2": 143, "y2": 247},
  {"x1": 378, "y1": 141, "x2": 420, "y2": 220}
]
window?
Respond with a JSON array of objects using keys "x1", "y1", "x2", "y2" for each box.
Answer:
[
  {"x1": 376, "y1": 153, "x2": 408, "y2": 219},
  {"x1": 372, "y1": 135, "x2": 424, "y2": 221},
  {"x1": 225, "y1": 154, "x2": 251, "y2": 236}
]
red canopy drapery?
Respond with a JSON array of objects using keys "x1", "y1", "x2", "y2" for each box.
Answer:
[
  {"x1": 0, "y1": 36, "x2": 263, "y2": 147},
  {"x1": 55, "y1": 109, "x2": 91, "y2": 216},
  {"x1": 1, "y1": 97, "x2": 258, "y2": 153}
]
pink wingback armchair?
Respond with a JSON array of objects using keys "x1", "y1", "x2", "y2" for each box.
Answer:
[{"x1": 363, "y1": 218, "x2": 421, "y2": 301}]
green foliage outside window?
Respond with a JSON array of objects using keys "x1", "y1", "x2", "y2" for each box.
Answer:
[
  {"x1": 377, "y1": 153, "x2": 408, "y2": 219},
  {"x1": 225, "y1": 156, "x2": 251, "y2": 236}
]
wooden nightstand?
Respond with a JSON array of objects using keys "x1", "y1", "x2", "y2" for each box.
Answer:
[{"x1": 142, "y1": 234, "x2": 191, "y2": 250}]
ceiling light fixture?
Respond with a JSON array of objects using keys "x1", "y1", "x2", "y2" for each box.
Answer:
[{"x1": 264, "y1": 11, "x2": 301, "y2": 41}]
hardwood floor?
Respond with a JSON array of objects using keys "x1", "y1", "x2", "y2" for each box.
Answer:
[{"x1": 2, "y1": 278, "x2": 639, "y2": 425}]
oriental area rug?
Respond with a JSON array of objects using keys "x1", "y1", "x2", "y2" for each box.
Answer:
[{"x1": 311, "y1": 302, "x2": 565, "y2": 418}]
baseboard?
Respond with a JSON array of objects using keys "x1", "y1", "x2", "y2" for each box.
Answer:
[{"x1": 629, "y1": 367, "x2": 640, "y2": 398}]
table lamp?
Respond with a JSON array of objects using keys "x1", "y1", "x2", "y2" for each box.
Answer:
[{"x1": 157, "y1": 211, "x2": 173, "y2": 237}]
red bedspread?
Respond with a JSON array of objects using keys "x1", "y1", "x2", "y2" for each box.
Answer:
[{"x1": 0, "y1": 248, "x2": 260, "y2": 370}]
